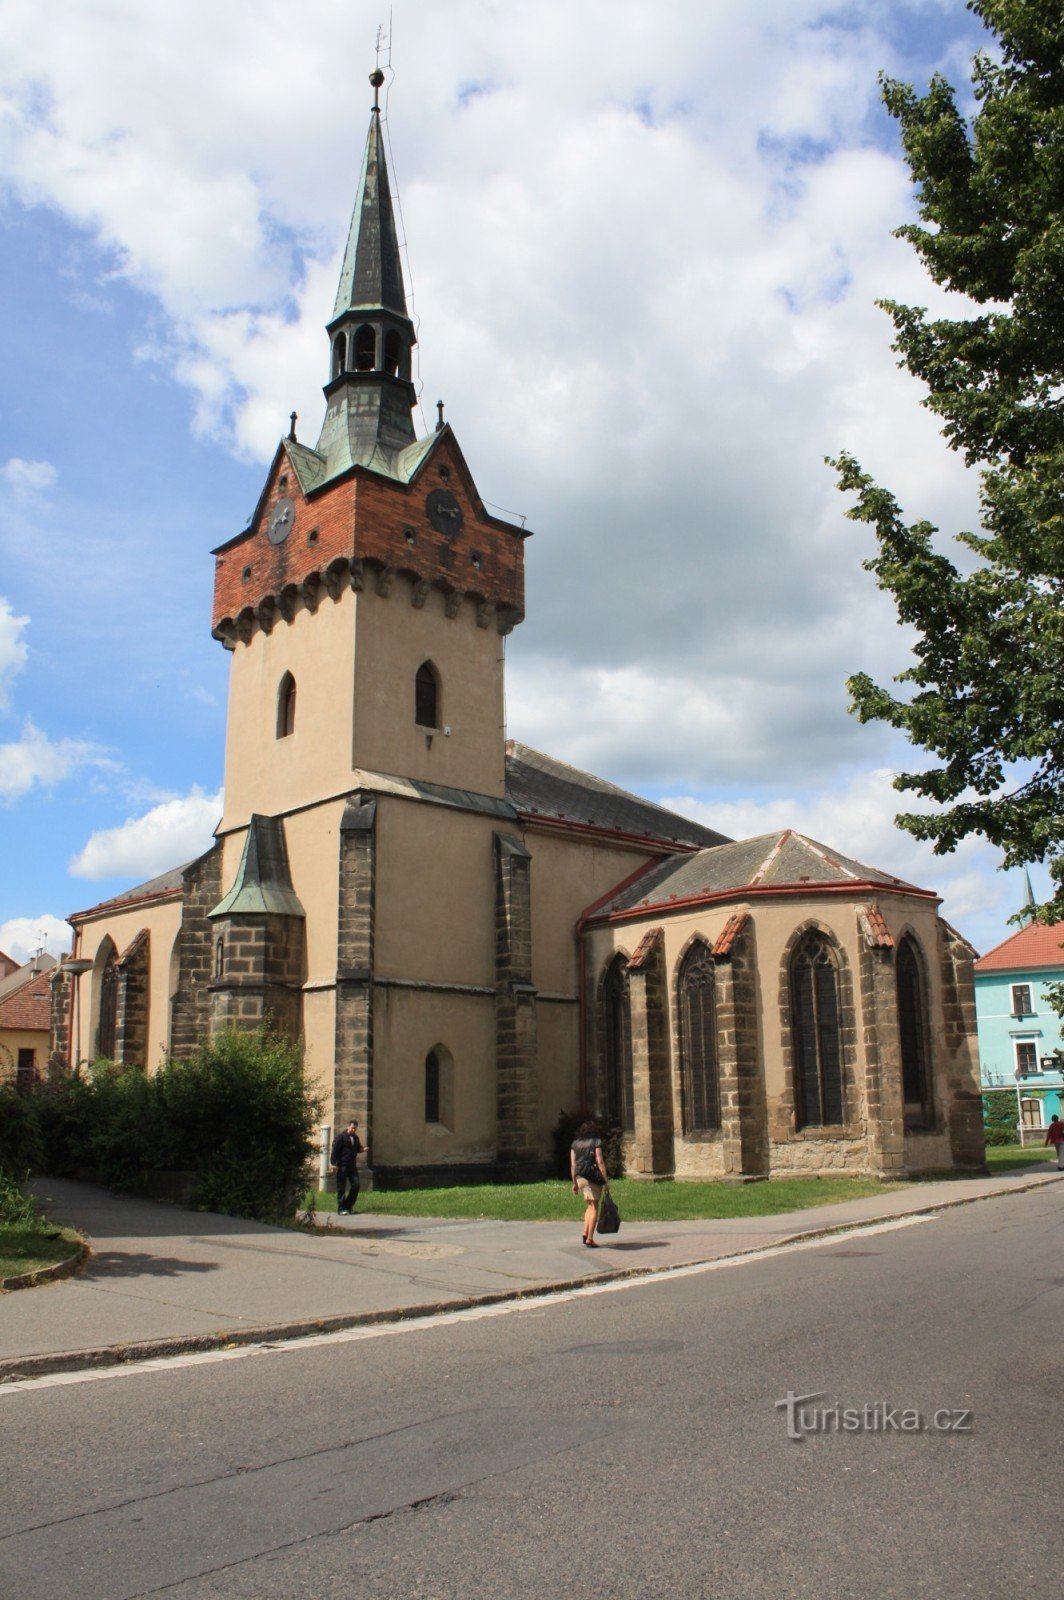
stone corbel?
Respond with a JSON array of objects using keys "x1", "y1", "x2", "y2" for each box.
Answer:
[
  {"x1": 349, "y1": 558, "x2": 365, "y2": 592},
  {"x1": 212, "y1": 619, "x2": 237, "y2": 651},
  {"x1": 410, "y1": 579, "x2": 430, "y2": 609},
  {"x1": 476, "y1": 601, "x2": 492, "y2": 629},
  {"x1": 256, "y1": 596, "x2": 277, "y2": 635},
  {"x1": 279, "y1": 583, "x2": 300, "y2": 623},
  {"x1": 235, "y1": 607, "x2": 256, "y2": 645},
  {"x1": 325, "y1": 558, "x2": 350, "y2": 601},
  {"x1": 495, "y1": 603, "x2": 523, "y2": 636},
  {"x1": 375, "y1": 565, "x2": 395, "y2": 598},
  {"x1": 444, "y1": 589, "x2": 462, "y2": 619},
  {"x1": 301, "y1": 572, "x2": 323, "y2": 614}
]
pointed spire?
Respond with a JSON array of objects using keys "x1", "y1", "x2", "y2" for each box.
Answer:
[
  {"x1": 332, "y1": 86, "x2": 408, "y2": 322},
  {"x1": 315, "y1": 70, "x2": 419, "y2": 481},
  {"x1": 1020, "y1": 867, "x2": 1038, "y2": 925}
]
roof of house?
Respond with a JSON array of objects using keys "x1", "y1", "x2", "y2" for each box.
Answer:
[
  {"x1": 975, "y1": 920, "x2": 1064, "y2": 975},
  {"x1": 69, "y1": 861, "x2": 193, "y2": 923},
  {"x1": 0, "y1": 957, "x2": 55, "y2": 1034},
  {"x1": 591, "y1": 828, "x2": 927, "y2": 920},
  {"x1": 504, "y1": 743, "x2": 729, "y2": 851}
]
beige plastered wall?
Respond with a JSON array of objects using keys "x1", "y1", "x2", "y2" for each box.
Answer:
[
  {"x1": 353, "y1": 581, "x2": 506, "y2": 798},
  {"x1": 373, "y1": 985, "x2": 496, "y2": 1166},
  {"x1": 586, "y1": 891, "x2": 961, "y2": 1178},
  {"x1": 71, "y1": 898, "x2": 184, "y2": 1070}
]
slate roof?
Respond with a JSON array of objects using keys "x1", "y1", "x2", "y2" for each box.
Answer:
[
  {"x1": 975, "y1": 921, "x2": 1064, "y2": 974},
  {"x1": 69, "y1": 862, "x2": 192, "y2": 922},
  {"x1": 505, "y1": 743, "x2": 729, "y2": 851},
  {"x1": 593, "y1": 828, "x2": 926, "y2": 919}
]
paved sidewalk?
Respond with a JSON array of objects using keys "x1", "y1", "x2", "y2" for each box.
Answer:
[{"x1": 2, "y1": 1166, "x2": 1060, "y2": 1380}]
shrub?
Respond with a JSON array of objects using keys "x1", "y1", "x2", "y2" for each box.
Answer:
[
  {"x1": 0, "y1": 1170, "x2": 39, "y2": 1227},
  {"x1": 982, "y1": 1090, "x2": 1021, "y2": 1146},
  {"x1": 0, "y1": 1086, "x2": 43, "y2": 1181}
]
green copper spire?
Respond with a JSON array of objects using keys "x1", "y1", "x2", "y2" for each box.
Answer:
[
  {"x1": 314, "y1": 70, "x2": 420, "y2": 480},
  {"x1": 209, "y1": 815, "x2": 305, "y2": 920}
]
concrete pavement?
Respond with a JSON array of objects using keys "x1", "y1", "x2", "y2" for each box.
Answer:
[{"x1": 1, "y1": 1164, "x2": 1060, "y2": 1381}]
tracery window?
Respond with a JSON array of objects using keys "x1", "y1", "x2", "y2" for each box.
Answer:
[
  {"x1": 97, "y1": 948, "x2": 118, "y2": 1061},
  {"x1": 790, "y1": 931, "x2": 844, "y2": 1127},
  {"x1": 896, "y1": 935, "x2": 933, "y2": 1126},
  {"x1": 679, "y1": 942, "x2": 721, "y2": 1132},
  {"x1": 604, "y1": 956, "x2": 634, "y2": 1133}
]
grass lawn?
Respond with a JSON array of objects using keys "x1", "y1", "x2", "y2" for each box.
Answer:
[
  {"x1": 985, "y1": 1143, "x2": 1057, "y2": 1173},
  {"x1": 0, "y1": 1223, "x2": 82, "y2": 1283},
  {"x1": 309, "y1": 1174, "x2": 908, "y2": 1223}
]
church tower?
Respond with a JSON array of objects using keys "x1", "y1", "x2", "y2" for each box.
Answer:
[{"x1": 211, "y1": 71, "x2": 528, "y2": 834}]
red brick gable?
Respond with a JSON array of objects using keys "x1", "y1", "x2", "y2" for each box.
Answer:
[{"x1": 212, "y1": 431, "x2": 525, "y2": 645}]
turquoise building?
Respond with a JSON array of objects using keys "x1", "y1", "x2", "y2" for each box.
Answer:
[{"x1": 975, "y1": 920, "x2": 1064, "y2": 1137}]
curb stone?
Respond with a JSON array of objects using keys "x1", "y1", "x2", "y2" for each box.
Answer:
[{"x1": 1, "y1": 1171, "x2": 1059, "y2": 1385}]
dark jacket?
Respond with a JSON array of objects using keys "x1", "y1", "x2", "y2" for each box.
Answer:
[{"x1": 331, "y1": 1130, "x2": 362, "y2": 1170}]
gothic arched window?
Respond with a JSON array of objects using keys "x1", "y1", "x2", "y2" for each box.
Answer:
[
  {"x1": 897, "y1": 935, "x2": 933, "y2": 1126},
  {"x1": 415, "y1": 662, "x2": 439, "y2": 729},
  {"x1": 679, "y1": 942, "x2": 721, "y2": 1132},
  {"x1": 604, "y1": 956, "x2": 634, "y2": 1133},
  {"x1": 97, "y1": 947, "x2": 118, "y2": 1062},
  {"x1": 332, "y1": 333, "x2": 347, "y2": 378},
  {"x1": 790, "y1": 931, "x2": 844, "y2": 1128},
  {"x1": 383, "y1": 329, "x2": 401, "y2": 375},
  {"x1": 277, "y1": 672, "x2": 296, "y2": 739},
  {"x1": 355, "y1": 323, "x2": 376, "y2": 371}
]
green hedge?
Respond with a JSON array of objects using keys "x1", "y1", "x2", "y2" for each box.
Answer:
[
  {"x1": 982, "y1": 1089, "x2": 1023, "y2": 1146},
  {"x1": 34, "y1": 1029, "x2": 322, "y2": 1224}
]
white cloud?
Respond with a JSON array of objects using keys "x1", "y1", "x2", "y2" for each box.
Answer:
[
  {"x1": 0, "y1": 598, "x2": 29, "y2": 709},
  {"x1": 0, "y1": 720, "x2": 113, "y2": 801},
  {"x1": 0, "y1": 457, "x2": 57, "y2": 498},
  {"x1": 0, "y1": 914, "x2": 71, "y2": 964},
  {"x1": 68, "y1": 787, "x2": 223, "y2": 882}
]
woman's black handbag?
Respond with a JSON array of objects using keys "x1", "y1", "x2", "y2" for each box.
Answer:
[{"x1": 597, "y1": 1187, "x2": 621, "y2": 1235}]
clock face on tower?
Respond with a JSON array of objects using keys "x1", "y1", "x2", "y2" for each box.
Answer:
[
  {"x1": 267, "y1": 497, "x2": 296, "y2": 545},
  {"x1": 425, "y1": 487, "x2": 463, "y2": 536}
]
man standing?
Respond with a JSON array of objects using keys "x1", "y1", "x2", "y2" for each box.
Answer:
[
  {"x1": 330, "y1": 1120, "x2": 363, "y2": 1214},
  {"x1": 1044, "y1": 1113, "x2": 1064, "y2": 1171}
]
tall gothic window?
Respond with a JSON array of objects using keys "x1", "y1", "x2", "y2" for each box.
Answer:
[
  {"x1": 332, "y1": 333, "x2": 347, "y2": 378},
  {"x1": 425, "y1": 1049, "x2": 441, "y2": 1123},
  {"x1": 277, "y1": 672, "x2": 296, "y2": 738},
  {"x1": 604, "y1": 956, "x2": 634, "y2": 1133},
  {"x1": 679, "y1": 943, "x2": 721, "y2": 1132},
  {"x1": 415, "y1": 662, "x2": 439, "y2": 728},
  {"x1": 897, "y1": 935, "x2": 933, "y2": 1126},
  {"x1": 790, "y1": 931, "x2": 844, "y2": 1128},
  {"x1": 383, "y1": 329, "x2": 401, "y2": 375},
  {"x1": 97, "y1": 947, "x2": 118, "y2": 1061}
]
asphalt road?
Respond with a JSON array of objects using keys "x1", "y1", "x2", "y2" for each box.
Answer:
[{"x1": 3, "y1": 1185, "x2": 1060, "y2": 1599}]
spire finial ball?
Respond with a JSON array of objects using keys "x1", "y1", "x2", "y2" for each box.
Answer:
[{"x1": 369, "y1": 69, "x2": 385, "y2": 88}]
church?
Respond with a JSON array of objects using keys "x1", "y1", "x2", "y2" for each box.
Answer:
[{"x1": 49, "y1": 76, "x2": 985, "y2": 1184}]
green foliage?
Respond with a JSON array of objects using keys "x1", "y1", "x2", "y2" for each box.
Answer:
[
  {"x1": 0, "y1": 1086, "x2": 43, "y2": 1182},
  {"x1": 32, "y1": 1030, "x2": 323, "y2": 1224},
  {"x1": 0, "y1": 1170, "x2": 40, "y2": 1227},
  {"x1": 831, "y1": 0, "x2": 1064, "y2": 914},
  {"x1": 983, "y1": 1088, "x2": 1021, "y2": 1144}
]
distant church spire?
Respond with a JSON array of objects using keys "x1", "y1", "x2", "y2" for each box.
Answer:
[
  {"x1": 315, "y1": 69, "x2": 419, "y2": 477},
  {"x1": 1020, "y1": 867, "x2": 1038, "y2": 925}
]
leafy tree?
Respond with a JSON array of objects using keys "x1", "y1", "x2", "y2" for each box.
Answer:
[{"x1": 832, "y1": 0, "x2": 1064, "y2": 916}]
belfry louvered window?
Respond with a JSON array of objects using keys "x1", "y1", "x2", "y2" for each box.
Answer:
[
  {"x1": 897, "y1": 935, "x2": 933, "y2": 1125},
  {"x1": 790, "y1": 932, "x2": 844, "y2": 1127},
  {"x1": 679, "y1": 943, "x2": 721, "y2": 1132},
  {"x1": 604, "y1": 956, "x2": 634, "y2": 1133}
]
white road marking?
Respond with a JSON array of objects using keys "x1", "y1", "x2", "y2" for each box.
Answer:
[{"x1": 0, "y1": 1214, "x2": 930, "y2": 1398}]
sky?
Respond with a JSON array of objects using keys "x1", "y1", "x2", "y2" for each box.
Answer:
[{"x1": 0, "y1": 0, "x2": 1041, "y2": 966}]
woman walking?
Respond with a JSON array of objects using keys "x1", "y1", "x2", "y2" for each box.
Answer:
[{"x1": 570, "y1": 1120, "x2": 608, "y2": 1247}]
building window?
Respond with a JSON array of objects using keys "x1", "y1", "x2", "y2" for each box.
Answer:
[
  {"x1": 1021, "y1": 1096, "x2": 1042, "y2": 1129},
  {"x1": 16, "y1": 1048, "x2": 35, "y2": 1091},
  {"x1": 425, "y1": 1049, "x2": 440, "y2": 1123},
  {"x1": 214, "y1": 936, "x2": 225, "y2": 980},
  {"x1": 604, "y1": 956, "x2": 634, "y2": 1133},
  {"x1": 1016, "y1": 1041, "x2": 1039, "y2": 1075},
  {"x1": 97, "y1": 949, "x2": 118, "y2": 1061},
  {"x1": 383, "y1": 329, "x2": 401, "y2": 375},
  {"x1": 355, "y1": 323, "x2": 376, "y2": 371},
  {"x1": 1011, "y1": 984, "x2": 1034, "y2": 1016},
  {"x1": 896, "y1": 935, "x2": 933, "y2": 1127},
  {"x1": 332, "y1": 333, "x2": 347, "y2": 378},
  {"x1": 277, "y1": 672, "x2": 296, "y2": 738},
  {"x1": 415, "y1": 661, "x2": 439, "y2": 728},
  {"x1": 678, "y1": 942, "x2": 720, "y2": 1133},
  {"x1": 790, "y1": 931, "x2": 844, "y2": 1128},
  {"x1": 424, "y1": 1045, "x2": 454, "y2": 1128}
]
